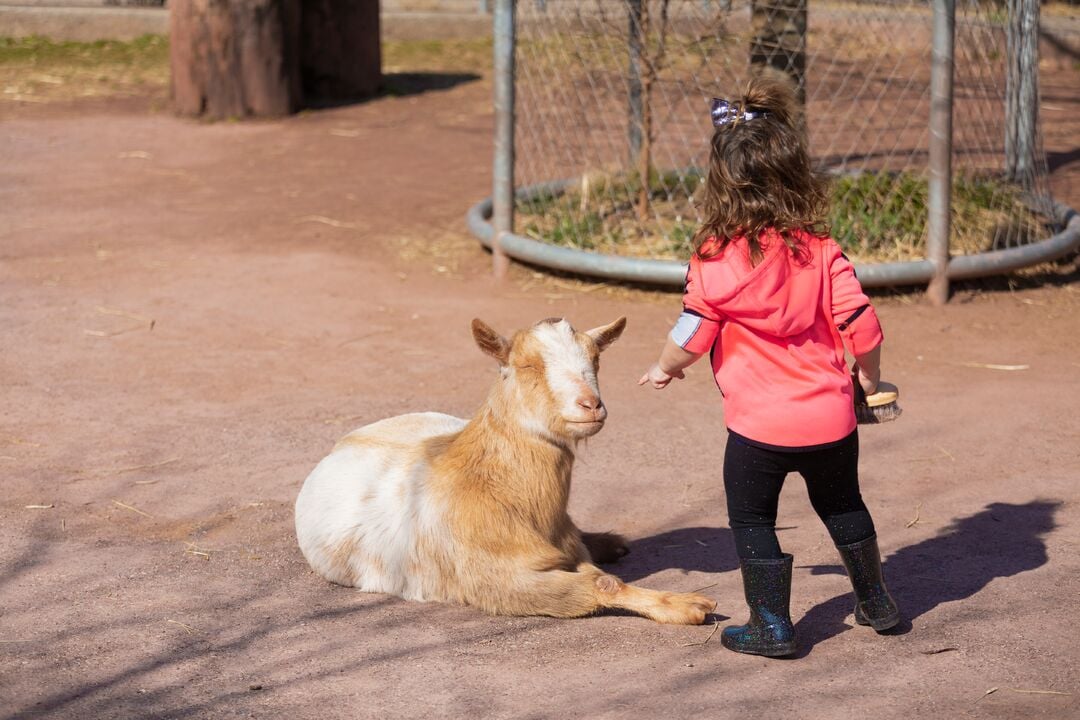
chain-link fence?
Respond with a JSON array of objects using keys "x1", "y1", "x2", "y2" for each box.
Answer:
[{"x1": 470, "y1": 0, "x2": 1079, "y2": 293}]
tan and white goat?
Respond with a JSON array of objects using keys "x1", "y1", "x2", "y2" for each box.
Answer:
[{"x1": 295, "y1": 317, "x2": 715, "y2": 624}]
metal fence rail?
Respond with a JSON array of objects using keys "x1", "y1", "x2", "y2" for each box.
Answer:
[{"x1": 471, "y1": 0, "x2": 1079, "y2": 299}]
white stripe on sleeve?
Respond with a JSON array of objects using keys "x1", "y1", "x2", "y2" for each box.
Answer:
[{"x1": 670, "y1": 312, "x2": 703, "y2": 349}]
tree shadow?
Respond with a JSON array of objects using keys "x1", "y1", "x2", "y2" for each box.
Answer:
[
  {"x1": 1047, "y1": 147, "x2": 1080, "y2": 173},
  {"x1": 304, "y1": 72, "x2": 482, "y2": 109},
  {"x1": 381, "y1": 72, "x2": 482, "y2": 97},
  {"x1": 1041, "y1": 28, "x2": 1080, "y2": 62},
  {"x1": 795, "y1": 500, "x2": 1060, "y2": 655}
]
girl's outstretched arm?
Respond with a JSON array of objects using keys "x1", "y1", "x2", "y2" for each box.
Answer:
[
  {"x1": 639, "y1": 338, "x2": 704, "y2": 389},
  {"x1": 640, "y1": 254, "x2": 720, "y2": 389}
]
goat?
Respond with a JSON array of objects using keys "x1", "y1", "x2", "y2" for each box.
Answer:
[{"x1": 295, "y1": 317, "x2": 716, "y2": 624}]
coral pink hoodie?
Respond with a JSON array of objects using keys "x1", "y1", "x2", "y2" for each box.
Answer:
[{"x1": 672, "y1": 229, "x2": 883, "y2": 448}]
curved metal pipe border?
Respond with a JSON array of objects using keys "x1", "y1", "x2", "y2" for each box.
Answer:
[{"x1": 467, "y1": 183, "x2": 1080, "y2": 289}]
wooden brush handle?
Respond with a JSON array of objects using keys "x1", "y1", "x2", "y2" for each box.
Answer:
[{"x1": 865, "y1": 381, "x2": 899, "y2": 408}]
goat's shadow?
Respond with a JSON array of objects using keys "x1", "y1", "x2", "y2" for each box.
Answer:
[
  {"x1": 795, "y1": 500, "x2": 1060, "y2": 656},
  {"x1": 595, "y1": 526, "x2": 741, "y2": 623},
  {"x1": 614, "y1": 526, "x2": 742, "y2": 583}
]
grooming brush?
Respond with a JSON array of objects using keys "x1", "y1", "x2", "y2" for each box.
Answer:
[{"x1": 853, "y1": 373, "x2": 902, "y2": 425}]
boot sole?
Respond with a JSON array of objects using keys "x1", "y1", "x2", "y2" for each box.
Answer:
[
  {"x1": 721, "y1": 636, "x2": 797, "y2": 657},
  {"x1": 855, "y1": 611, "x2": 900, "y2": 632}
]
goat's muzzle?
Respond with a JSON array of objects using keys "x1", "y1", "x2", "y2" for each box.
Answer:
[
  {"x1": 566, "y1": 396, "x2": 607, "y2": 436},
  {"x1": 574, "y1": 395, "x2": 607, "y2": 422}
]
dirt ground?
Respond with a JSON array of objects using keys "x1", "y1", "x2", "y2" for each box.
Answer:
[{"x1": 1, "y1": 64, "x2": 1079, "y2": 720}]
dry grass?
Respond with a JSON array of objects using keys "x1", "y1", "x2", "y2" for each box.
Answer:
[
  {"x1": 382, "y1": 38, "x2": 492, "y2": 76},
  {"x1": 0, "y1": 35, "x2": 493, "y2": 105},
  {"x1": 516, "y1": 170, "x2": 1050, "y2": 264},
  {"x1": 0, "y1": 35, "x2": 169, "y2": 104}
]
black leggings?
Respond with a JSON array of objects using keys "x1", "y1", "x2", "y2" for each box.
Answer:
[{"x1": 723, "y1": 430, "x2": 876, "y2": 559}]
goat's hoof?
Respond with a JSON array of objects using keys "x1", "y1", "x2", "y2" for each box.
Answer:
[
  {"x1": 654, "y1": 592, "x2": 717, "y2": 625},
  {"x1": 582, "y1": 531, "x2": 630, "y2": 564}
]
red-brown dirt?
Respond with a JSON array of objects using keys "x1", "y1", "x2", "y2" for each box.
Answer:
[{"x1": 1, "y1": 71, "x2": 1078, "y2": 719}]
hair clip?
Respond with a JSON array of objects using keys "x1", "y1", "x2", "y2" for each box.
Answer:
[{"x1": 711, "y1": 98, "x2": 768, "y2": 127}]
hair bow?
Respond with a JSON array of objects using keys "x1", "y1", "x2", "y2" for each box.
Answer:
[{"x1": 710, "y1": 98, "x2": 767, "y2": 127}]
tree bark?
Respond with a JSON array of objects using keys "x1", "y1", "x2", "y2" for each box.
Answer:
[
  {"x1": 1004, "y1": 0, "x2": 1039, "y2": 185},
  {"x1": 170, "y1": 0, "x2": 301, "y2": 119},
  {"x1": 627, "y1": 0, "x2": 644, "y2": 171},
  {"x1": 171, "y1": 0, "x2": 381, "y2": 119},
  {"x1": 750, "y1": 0, "x2": 807, "y2": 104},
  {"x1": 301, "y1": 0, "x2": 382, "y2": 103},
  {"x1": 635, "y1": 1, "x2": 652, "y2": 223}
]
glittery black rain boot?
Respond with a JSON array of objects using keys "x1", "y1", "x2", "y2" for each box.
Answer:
[
  {"x1": 721, "y1": 554, "x2": 796, "y2": 657},
  {"x1": 836, "y1": 535, "x2": 900, "y2": 631}
]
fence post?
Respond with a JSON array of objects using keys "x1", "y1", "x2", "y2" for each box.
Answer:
[
  {"x1": 927, "y1": 0, "x2": 955, "y2": 306},
  {"x1": 492, "y1": 0, "x2": 515, "y2": 280}
]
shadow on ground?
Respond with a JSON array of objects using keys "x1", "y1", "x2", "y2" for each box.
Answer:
[
  {"x1": 617, "y1": 526, "x2": 741, "y2": 584},
  {"x1": 5, "y1": 584, "x2": 528, "y2": 720},
  {"x1": 300, "y1": 72, "x2": 482, "y2": 110},
  {"x1": 795, "y1": 500, "x2": 1060, "y2": 655},
  {"x1": 381, "y1": 72, "x2": 482, "y2": 97},
  {"x1": 1047, "y1": 147, "x2": 1080, "y2": 173}
]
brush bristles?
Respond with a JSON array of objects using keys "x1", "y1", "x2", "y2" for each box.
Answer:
[
  {"x1": 853, "y1": 378, "x2": 903, "y2": 425},
  {"x1": 856, "y1": 400, "x2": 903, "y2": 425}
]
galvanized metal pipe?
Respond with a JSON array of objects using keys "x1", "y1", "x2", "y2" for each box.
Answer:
[
  {"x1": 926, "y1": 0, "x2": 956, "y2": 305},
  {"x1": 492, "y1": 0, "x2": 515, "y2": 280},
  {"x1": 467, "y1": 192, "x2": 1079, "y2": 290},
  {"x1": 947, "y1": 203, "x2": 1080, "y2": 279}
]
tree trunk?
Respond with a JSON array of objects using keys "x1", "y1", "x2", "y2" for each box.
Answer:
[
  {"x1": 1004, "y1": 0, "x2": 1039, "y2": 185},
  {"x1": 171, "y1": 0, "x2": 381, "y2": 119},
  {"x1": 170, "y1": 0, "x2": 301, "y2": 119},
  {"x1": 750, "y1": 0, "x2": 807, "y2": 104},
  {"x1": 635, "y1": 1, "x2": 652, "y2": 224},
  {"x1": 301, "y1": 0, "x2": 382, "y2": 103},
  {"x1": 627, "y1": 0, "x2": 644, "y2": 171}
]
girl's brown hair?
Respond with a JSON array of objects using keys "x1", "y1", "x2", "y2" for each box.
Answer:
[{"x1": 694, "y1": 71, "x2": 830, "y2": 264}]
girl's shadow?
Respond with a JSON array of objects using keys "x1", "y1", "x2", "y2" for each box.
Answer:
[
  {"x1": 795, "y1": 500, "x2": 1060, "y2": 655},
  {"x1": 612, "y1": 501, "x2": 1058, "y2": 655}
]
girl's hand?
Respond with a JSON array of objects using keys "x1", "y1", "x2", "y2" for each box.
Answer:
[{"x1": 638, "y1": 363, "x2": 685, "y2": 389}]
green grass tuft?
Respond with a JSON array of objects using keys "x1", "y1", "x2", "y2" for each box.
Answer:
[
  {"x1": 0, "y1": 34, "x2": 169, "y2": 68},
  {"x1": 518, "y1": 169, "x2": 1044, "y2": 263}
]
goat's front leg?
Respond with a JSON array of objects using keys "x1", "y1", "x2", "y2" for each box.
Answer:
[
  {"x1": 585, "y1": 564, "x2": 715, "y2": 624},
  {"x1": 500, "y1": 563, "x2": 714, "y2": 625}
]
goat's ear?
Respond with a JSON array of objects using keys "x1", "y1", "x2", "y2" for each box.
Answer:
[
  {"x1": 585, "y1": 316, "x2": 627, "y2": 352},
  {"x1": 471, "y1": 318, "x2": 510, "y2": 366}
]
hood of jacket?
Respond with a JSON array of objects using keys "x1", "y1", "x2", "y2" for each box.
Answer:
[{"x1": 698, "y1": 231, "x2": 824, "y2": 338}]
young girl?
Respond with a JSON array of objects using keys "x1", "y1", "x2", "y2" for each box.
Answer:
[{"x1": 639, "y1": 73, "x2": 899, "y2": 657}]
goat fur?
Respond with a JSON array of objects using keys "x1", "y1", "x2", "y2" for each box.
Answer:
[{"x1": 295, "y1": 317, "x2": 716, "y2": 624}]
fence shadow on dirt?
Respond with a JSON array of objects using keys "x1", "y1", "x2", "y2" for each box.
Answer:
[
  {"x1": 6, "y1": 578, "x2": 535, "y2": 720},
  {"x1": 794, "y1": 499, "x2": 1061, "y2": 656}
]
